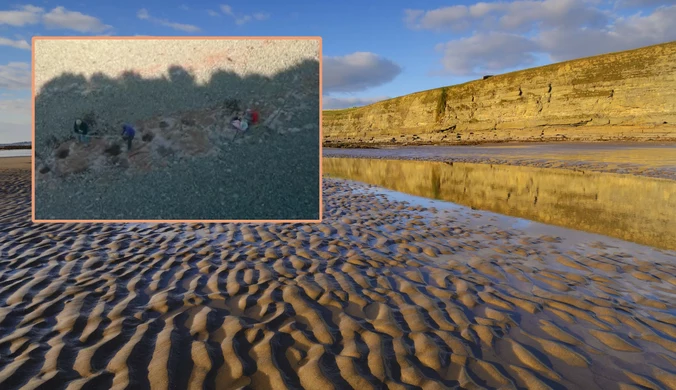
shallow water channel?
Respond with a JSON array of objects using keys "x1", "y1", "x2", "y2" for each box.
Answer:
[
  {"x1": 0, "y1": 149, "x2": 31, "y2": 158},
  {"x1": 324, "y1": 157, "x2": 676, "y2": 251}
]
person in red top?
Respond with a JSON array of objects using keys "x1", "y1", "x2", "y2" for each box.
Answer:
[{"x1": 245, "y1": 109, "x2": 259, "y2": 125}]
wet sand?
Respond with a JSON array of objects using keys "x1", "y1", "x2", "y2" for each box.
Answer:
[
  {"x1": 324, "y1": 157, "x2": 676, "y2": 251},
  {"x1": 324, "y1": 142, "x2": 676, "y2": 180},
  {"x1": 2, "y1": 161, "x2": 676, "y2": 389},
  {"x1": 0, "y1": 156, "x2": 31, "y2": 170}
]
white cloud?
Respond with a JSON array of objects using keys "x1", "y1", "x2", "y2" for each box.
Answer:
[
  {"x1": 0, "y1": 5, "x2": 111, "y2": 33},
  {"x1": 323, "y1": 96, "x2": 390, "y2": 110},
  {"x1": 0, "y1": 98, "x2": 31, "y2": 143},
  {"x1": 498, "y1": 0, "x2": 608, "y2": 32},
  {"x1": 235, "y1": 15, "x2": 252, "y2": 25},
  {"x1": 0, "y1": 98, "x2": 30, "y2": 118},
  {"x1": 0, "y1": 121, "x2": 29, "y2": 143},
  {"x1": 0, "y1": 5, "x2": 43, "y2": 26},
  {"x1": 436, "y1": 32, "x2": 540, "y2": 75},
  {"x1": 406, "y1": 0, "x2": 608, "y2": 33},
  {"x1": 0, "y1": 37, "x2": 30, "y2": 50},
  {"x1": 207, "y1": 10, "x2": 220, "y2": 17},
  {"x1": 215, "y1": 4, "x2": 270, "y2": 25},
  {"x1": 0, "y1": 62, "x2": 31, "y2": 90},
  {"x1": 616, "y1": 0, "x2": 671, "y2": 7},
  {"x1": 136, "y1": 8, "x2": 201, "y2": 32},
  {"x1": 538, "y1": 4, "x2": 676, "y2": 61},
  {"x1": 220, "y1": 5, "x2": 234, "y2": 16},
  {"x1": 161, "y1": 21, "x2": 200, "y2": 33},
  {"x1": 137, "y1": 9, "x2": 150, "y2": 20},
  {"x1": 42, "y1": 6, "x2": 112, "y2": 33},
  {"x1": 0, "y1": 95, "x2": 30, "y2": 142},
  {"x1": 413, "y1": 1, "x2": 676, "y2": 76},
  {"x1": 405, "y1": 6, "x2": 470, "y2": 31},
  {"x1": 324, "y1": 52, "x2": 402, "y2": 94}
]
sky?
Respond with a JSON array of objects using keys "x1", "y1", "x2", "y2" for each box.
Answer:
[{"x1": 1, "y1": 0, "x2": 675, "y2": 143}]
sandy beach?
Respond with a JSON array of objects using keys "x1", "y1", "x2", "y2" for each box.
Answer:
[
  {"x1": 2, "y1": 155, "x2": 676, "y2": 389},
  {"x1": 0, "y1": 156, "x2": 31, "y2": 170}
]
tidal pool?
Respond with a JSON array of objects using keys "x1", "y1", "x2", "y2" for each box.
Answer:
[
  {"x1": 324, "y1": 157, "x2": 676, "y2": 250},
  {"x1": 324, "y1": 142, "x2": 676, "y2": 167},
  {"x1": 0, "y1": 149, "x2": 31, "y2": 158}
]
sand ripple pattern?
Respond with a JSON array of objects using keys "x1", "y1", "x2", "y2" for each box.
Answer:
[{"x1": 1, "y1": 170, "x2": 676, "y2": 389}]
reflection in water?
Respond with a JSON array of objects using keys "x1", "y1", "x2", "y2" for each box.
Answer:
[
  {"x1": 324, "y1": 158, "x2": 676, "y2": 251},
  {"x1": 326, "y1": 143, "x2": 676, "y2": 168}
]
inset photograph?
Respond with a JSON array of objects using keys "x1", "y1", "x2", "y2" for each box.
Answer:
[{"x1": 32, "y1": 37, "x2": 321, "y2": 222}]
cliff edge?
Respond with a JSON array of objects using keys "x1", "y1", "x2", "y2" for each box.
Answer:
[{"x1": 323, "y1": 41, "x2": 676, "y2": 146}]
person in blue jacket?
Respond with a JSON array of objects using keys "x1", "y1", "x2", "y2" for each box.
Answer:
[{"x1": 121, "y1": 124, "x2": 136, "y2": 151}]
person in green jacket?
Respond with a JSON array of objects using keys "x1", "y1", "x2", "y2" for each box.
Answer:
[{"x1": 73, "y1": 119, "x2": 90, "y2": 144}]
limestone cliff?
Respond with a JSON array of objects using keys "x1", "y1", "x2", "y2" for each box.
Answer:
[{"x1": 323, "y1": 41, "x2": 676, "y2": 146}]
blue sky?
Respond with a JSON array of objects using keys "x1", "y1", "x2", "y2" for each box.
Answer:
[{"x1": 1, "y1": 0, "x2": 675, "y2": 143}]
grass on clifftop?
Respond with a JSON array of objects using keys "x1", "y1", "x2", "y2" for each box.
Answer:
[{"x1": 435, "y1": 88, "x2": 448, "y2": 122}]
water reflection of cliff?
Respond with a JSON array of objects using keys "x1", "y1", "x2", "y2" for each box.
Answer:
[{"x1": 324, "y1": 158, "x2": 676, "y2": 251}]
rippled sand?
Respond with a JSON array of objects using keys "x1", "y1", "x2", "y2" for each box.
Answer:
[{"x1": 2, "y1": 159, "x2": 676, "y2": 389}]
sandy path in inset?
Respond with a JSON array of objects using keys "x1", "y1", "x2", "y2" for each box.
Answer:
[{"x1": 1, "y1": 165, "x2": 676, "y2": 389}]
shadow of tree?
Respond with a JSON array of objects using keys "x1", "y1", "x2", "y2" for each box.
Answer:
[
  {"x1": 35, "y1": 58, "x2": 319, "y2": 154},
  {"x1": 34, "y1": 57, "x2": 320, "y2": 220}
]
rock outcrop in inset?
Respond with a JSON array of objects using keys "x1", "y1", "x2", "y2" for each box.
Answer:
[{"x1": 323, "y1": 41, "x2": 676, "y2": 146}]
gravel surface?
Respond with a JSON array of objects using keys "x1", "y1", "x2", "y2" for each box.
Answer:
[
  {"x1": 35, "y1": 128, "x2": 320, "y2": 220},
  {"x1": 34, "y1": 38, "x2": 320, "y2": 220}
]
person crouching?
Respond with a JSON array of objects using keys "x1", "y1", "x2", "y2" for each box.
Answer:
[
  {"x1": 244, "y1": 108, "x2": 259, "y2": 126},
  {"x1": 73, "y1": 119, "x2": 90, "y2": 144},
  {"x1": 121, "y1": 124, "x2": 136, "y2": 151}
]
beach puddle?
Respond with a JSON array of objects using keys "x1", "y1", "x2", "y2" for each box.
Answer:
[{"x1": 324, "y1": 157, "x2": 676, "y2": 251}]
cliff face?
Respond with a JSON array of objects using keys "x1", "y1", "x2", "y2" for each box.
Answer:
[{"x1": 323, "y1": 41, "x2": 676, "y2": 146}]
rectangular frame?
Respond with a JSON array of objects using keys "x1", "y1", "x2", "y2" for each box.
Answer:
[{"x1": 31, "y1": 36, "x2": 323, "y2": 224}]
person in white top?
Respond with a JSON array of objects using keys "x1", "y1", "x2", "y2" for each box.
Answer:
[{"x1": 230, "y1": 111, "x2": 250, "y2": 133}]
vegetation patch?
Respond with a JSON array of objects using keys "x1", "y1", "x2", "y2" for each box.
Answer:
[
  {"x1": 435, "y1": 88, "x2": 448, "y2": 122},
  {"x1": 82, "y1": 111, "x2": 98, "y2": 128},
  {"x1": 56, "y1": 149, "x2": 69, "y2": 159},
  {"x1": 181, "y1": 117, "x2": 196, "y2": 126},
  {"x1": 381, "y1": 100, "x2": 395, "y2": 111},
  {"x1": 223, "y1": 98, "x2": 241, "y2": 112},
  {"x1": 104, "y1": 144, "x2": 122, "y2": 156}
]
